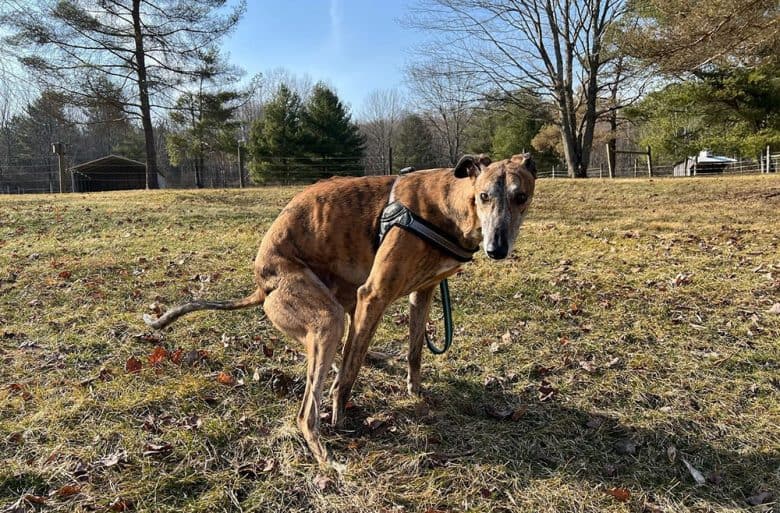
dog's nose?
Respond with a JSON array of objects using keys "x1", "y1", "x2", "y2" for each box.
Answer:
[{"x1": 486, "y1": 247, "x2": 508, "y2": 260}]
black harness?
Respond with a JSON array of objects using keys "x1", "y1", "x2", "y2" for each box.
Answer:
[
  {"x1": 377, "y1": 170, "x2": 476, "y2": 353},
  {"x1": 378, "y1": 202, "x2": 478, "y2": 262}
]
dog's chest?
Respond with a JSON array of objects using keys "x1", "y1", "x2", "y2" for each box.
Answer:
[{"x1": 436, "y1": 259, "x2": 463, "y2": 277}]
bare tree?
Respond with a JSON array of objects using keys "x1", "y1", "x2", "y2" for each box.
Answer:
[
  {"x1": 407, "y1": 0, "x2": 629, "y2": 177},
  {"x1": 1, "y1": 0, "x2": 245, "y2": 189},
  {"x1": 359, "y1": 88, "x2": 404, "y2": 174},
  {"x1": 406, "y1": 62, "x2": 476, "y2": 166}
]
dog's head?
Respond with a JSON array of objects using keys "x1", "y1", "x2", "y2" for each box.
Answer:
[{"x1": 454, "y1": 153, "x2": 536, "y2": 260}]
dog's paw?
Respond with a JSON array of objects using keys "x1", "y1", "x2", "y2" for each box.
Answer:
[{"x1": 407, "y1": 381, "x2": 424, "y2": 397}]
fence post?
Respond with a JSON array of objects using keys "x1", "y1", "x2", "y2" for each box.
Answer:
[
  {"x1": 646, "y1": 146, "x2": 653, "y2": 177},
  {"x1": 552, "y1": 165, "x2": 555, "y2": 179},
  {"x1": 767, "y1": 145, "x2": 771, "y2": 174},
  {"x1": 599, "y1": 164, "x2": 602, "y2": 178},
  {"x1": 388, "y1": 146, "x2": 393, "y2": 175},
  {"x1": 237, "y1": 138, "x2": 245, "y2": 188},
  {"x1": 52, "y1": 142, "x2": 66, "y2": 193},
  {"x1": 605, "y1": 143, "x2": 613, "y2": 178}
]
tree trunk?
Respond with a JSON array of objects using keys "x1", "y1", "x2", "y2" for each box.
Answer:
[
  {"x1": 132, "y1": 0, "x2": 159, "y2": 189},
  {"x1": 607, "y1": 111, "x2": 617, "y2": 177}
]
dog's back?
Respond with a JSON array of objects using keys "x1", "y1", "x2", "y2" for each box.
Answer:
[{"x1": 254, "y1": 174, "x2": 397, "y2": 303}]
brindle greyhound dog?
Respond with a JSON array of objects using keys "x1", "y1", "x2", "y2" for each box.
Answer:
[{"x1": 144, "y1": 153, "x2": 536, "y2": 468}]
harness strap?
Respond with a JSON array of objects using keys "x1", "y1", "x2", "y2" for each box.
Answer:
[
  {"x1": 378, "y1": 172, "x2": 474, "y2": 355},
  {"x1": 378, "y1": 201, "x2": 477, "y2": 262}
]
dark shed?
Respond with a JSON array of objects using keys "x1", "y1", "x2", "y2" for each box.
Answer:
[{"x1": 70, "y1": 155, "x2": 146, "y2": 192}]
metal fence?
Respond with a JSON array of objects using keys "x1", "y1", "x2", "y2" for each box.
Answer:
[
  {"x1": 3, "y1": 154, "x2": 779, "y2": 194},
  {"x1": 537, "y1": 156, "x2": 778, "y2": 179}
]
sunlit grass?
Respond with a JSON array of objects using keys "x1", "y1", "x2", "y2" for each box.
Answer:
[{"x1": 1, "y1": 175, "x2": 778, "y2": 512}]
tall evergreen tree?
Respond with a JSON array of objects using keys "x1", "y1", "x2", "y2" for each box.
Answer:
[
  {"x1": 394, "y1": 114, "x2": 437, "y2": 170},
  {"x1": 301, "y1": 83, "x2": 365, "y2": 177},
  {"x1": 1, "y1": 0, "x2": 245, "y2": 189},
  {"x1": 248, "y1": 85, "x2": 305, "y2": 184}
]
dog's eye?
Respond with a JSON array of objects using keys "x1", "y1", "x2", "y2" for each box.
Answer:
[
  {"x1": 515, "y1": 193, "x2": 528, "y2": 204},
  {"x1": 479, "y1": 192, "x2": 489, "y2": 202}
]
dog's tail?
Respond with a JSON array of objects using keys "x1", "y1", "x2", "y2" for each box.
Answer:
[{"x1": 143, "y1": 288, "x2": 265, "y2": 330}]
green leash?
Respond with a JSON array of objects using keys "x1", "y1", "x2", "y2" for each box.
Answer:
[{"x1": 425, "y1": 279, "x2": 454, "y2": 354}]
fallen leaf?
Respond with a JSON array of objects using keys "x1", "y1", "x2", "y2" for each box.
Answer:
[
  {"x1": 681, "y1": 458, "x2": 706, "y2": 486},
  {"x1": 148, "y1": 346, "x2": 167, "y2": 365},
  {"x1": 313, "y1": 474, "x2": 334, "y2": 491},
  {"x1": 180, "y1": 415, "x2": 202, "y2": 430},
  {"x1": 484, "y1": 404, "x2": 513, "y2": 420},
  {"x1": 58, "y1": 270, "x2": 72, "y2": 280},
  {"x1": 22, "y1": 494, "x2": 47, "y2": 505},
  {"x1": 125, "y1": 356, "x2": 142, "y2": 374},
  {"x1": 768, "y1": 303, "x2": 780, "y2": 314},
  {"x1": 501, "y1": 331, "x2": 512, "y2": 344},
  {"x1": 642, "y1": 501, "x2": 665, "y2": 513},
  {"x1": 666, "y1": 445, "x2": 677, "y2": 463},
  {"x1": 578, "y1": 360, "x2": 597, "y2": 373},
  {"x1": 97, "y1": 450, "x2": 127, "y2": 468},
  {"x1": 181, "y1": 349, "x2": 201, "y2": 366},
  {"x1": 262, "y1": 344, "x2": 274, "y2": 358},
  {"x1": 8, "y1": 383, "x2": 33, "y2": 401},
  {"x1": 746, "y1": 491, "x2": 773, "y2": 506},
  {"x1": 489, "y1": 341, "x2": 501, "y2": 353},
  {"x1": 52, "y1": 485, "x2": 81, "y2": 498},
  {"x1": 217, "y1": 372, "x2": 236, "y2": 386},
  {"x1": 108, "y1": 497, "x2": 133, "y2": 511},
  {"x1": 170, "y1": 348, "x2": 183, "y2": 364},
  {"x1": 538, "y1": 380, "x2": 556, "y2": 401},
  {"x1": 364, "y1": 416, "x2": 386, "y2": 431},
  {"x1": 510, "y1": 405, "x2": 528, "y2": 421},
  {"x1": 142, "y1": 442, "x2": 172, "y2": 457},
  {"x1": 671, "y1": 272, "x2": 692, "y2": 287},
  {"x1": 237, "y1": 458, "x2": 277, "y2": 478},
  {"x1": 604, "y1": 487, "x2": 631, "y2": 502}
]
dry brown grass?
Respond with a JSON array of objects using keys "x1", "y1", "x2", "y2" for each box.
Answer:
[{"x1": 1, "y1": 175, "x2": 778, "y2": 512}]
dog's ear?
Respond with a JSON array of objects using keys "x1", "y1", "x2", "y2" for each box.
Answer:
[
  {"x1": 454, "y1": 154, "x2": 491, "y2": 179},
  {"x1": 511, "y1": 153, "x2": 536, "y2": 178}
]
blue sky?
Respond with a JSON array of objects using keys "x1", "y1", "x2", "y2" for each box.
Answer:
[{"x1": 223, "y1": 1, "x2": 426, "y2": 116}]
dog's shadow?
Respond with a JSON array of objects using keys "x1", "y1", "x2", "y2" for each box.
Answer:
[{"x1": 330, "y1": 372, "x2": 778, "y2": 508}]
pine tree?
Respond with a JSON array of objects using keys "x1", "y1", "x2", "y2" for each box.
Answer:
[
  {"x1": 2, "y1": 0, "x2": 245, "y2": 188},
  {"x1": 301, "y1": 83, "x2": 365, "y2": 178},
  {"x1": 248, "y1": 85, "x2": 305, "y2": 184}
]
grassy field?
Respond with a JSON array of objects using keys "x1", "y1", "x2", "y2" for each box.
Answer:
[{"x1": 1, "y1": 175, "x2": 778, "y2": 513}]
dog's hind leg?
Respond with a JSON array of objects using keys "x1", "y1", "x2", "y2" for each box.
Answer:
[
  {"x1": 262, "y1": 264, "x2": 344, "y2": 468},
  {"x1": 407, "y1": 286, "x2": 435, "y2": 396}
]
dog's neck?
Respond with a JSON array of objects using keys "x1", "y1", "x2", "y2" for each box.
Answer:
[{"x1": 393, "y1": 169, "x2": 481, "y2": 251}]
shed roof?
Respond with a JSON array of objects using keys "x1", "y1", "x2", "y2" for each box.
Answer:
[
  {"x1": 691, "y1": 150, "x2": 736, "y2": 164},
  {"x1": 70, "y1": 154, "x2": 145, "y2": 172}
]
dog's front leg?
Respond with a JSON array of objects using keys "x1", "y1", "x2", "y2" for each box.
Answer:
[
  {"x1": 407, "y1": 286, "x2": 435, "y2": 396},
  {"x1": 331, "y1": 280, "x2": 392, "y2": 428}
]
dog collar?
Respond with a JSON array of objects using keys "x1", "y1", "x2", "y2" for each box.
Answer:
[{"x1": 378, "y1": 201, "x2": 478, "y2": 262}]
